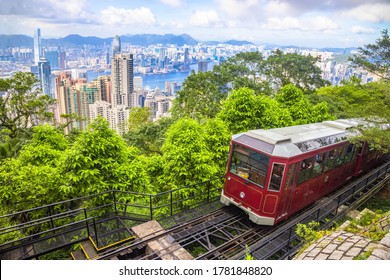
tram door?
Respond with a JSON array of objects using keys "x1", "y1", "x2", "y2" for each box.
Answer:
[{"x1": 277, "y1": 163, "x2": 298, "y2": 219}]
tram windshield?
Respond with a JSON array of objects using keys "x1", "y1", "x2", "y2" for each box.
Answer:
[{"x1": 229, "y1": 143, "x2": 270, "y2": 187}]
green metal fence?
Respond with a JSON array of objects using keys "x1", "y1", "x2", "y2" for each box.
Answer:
[{"x1": 0, "y1": 176, "x2": 224, "y2": 259}]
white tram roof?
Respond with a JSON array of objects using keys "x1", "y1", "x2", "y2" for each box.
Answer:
[{"x1": 233, "y1": 119, "x2": 360, "y2": 158}]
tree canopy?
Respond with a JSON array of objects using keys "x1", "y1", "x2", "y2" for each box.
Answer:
[
  {"x1": 349, "y1": 29, "x2": 390, "y2": 80},
  {"x1": 315, "y1": 78, "x2": 390, "y2": 152},
  {"x1": 171, "y1": 50, "x2": 328, "y2": 120},
  {"x1": 217, "y1": 86, "x2": 332, "y2": 134},
  {"x1": 264, "y1": 49, "x2": 330, "y2": 93},
  {"x1": 0, "y1": 72, "x2": 55, "y2": 139}
]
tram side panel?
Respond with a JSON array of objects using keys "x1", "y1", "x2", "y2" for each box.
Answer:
[{"x1": 280, "y1": 142, "x2": 358, "y2": 220}]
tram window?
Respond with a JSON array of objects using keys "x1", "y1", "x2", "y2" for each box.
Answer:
[
  {"x1": 343, "y1": 144, "x2": 355, "y2": 163},
  {"x1": 311, "y1": 153, "x2": 325, "y2": 178},
  {"x1": 297, "y1": 157, "x2": 314, "y2": 184},
  {"x1": 269, "y1": 163, "x2": 285, "y2": 191},
  {"x1": 324, "y1": 147, "x2": 343, "y2": 171},
  {"x1": 229, "y1": 144, "x2": 269, "y2": 187}
]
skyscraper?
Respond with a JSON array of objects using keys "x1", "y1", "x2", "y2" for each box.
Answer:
[
  {"x1": 34, "y1": 28, "x2": 42, "y2": 65},
  {"x1": 112, "y1": 35, "x2": 121, "y2": 56},
  {"x1": 111, "y1": 53, "x2": 134, "y2": 108},
  {"x1": 59, "y1": 50, "x2": 66, "y2": 70},
  {"x1": 45, "y1": 50, "x2": 59, "y2": 69},
  {"x1": 159, "y1": 48, "x2": 166, "y2": 69},
  {"x1": 184, "y1": 47, "x2": 190, "y2": 65},
  {"x1": 38, "y1": 58, "x2": 51, "y2": 97},
  {"x1": 198, "y1": 60, "x2": 208, "y2": 73}
]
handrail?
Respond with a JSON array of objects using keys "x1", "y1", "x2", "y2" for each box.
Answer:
[{"x1": 0, "y1": 176, "x2": 225, "y2": 258}]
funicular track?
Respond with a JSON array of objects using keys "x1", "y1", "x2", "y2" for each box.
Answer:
[
  {"x1": 202, "y1": 159, "x2": 390, "y2": 260},
  {"x1": 0, "y1": 160, "x2": 389, "y2": 260},
  {"x1": 99, "y1": 159, "x2": 390, "y2": 260}
]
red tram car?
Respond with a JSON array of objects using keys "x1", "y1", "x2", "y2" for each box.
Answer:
[{"x1": 220, "y1": 119, "x2": 383, "y2": 225}]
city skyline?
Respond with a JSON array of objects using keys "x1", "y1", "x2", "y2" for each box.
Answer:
[{"x1": 0, "y1": 0, "x2": 389, "y2": 48}]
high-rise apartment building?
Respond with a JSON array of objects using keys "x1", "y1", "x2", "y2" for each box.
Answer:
[
  {"x1": 93, "y1": 76, "x2": 112, "y2": 103},
  {"x1": 34, "y1": 28, "x2": 42, "y2": 65},
  {"x1": 89, "y1": 100, "x2": 111, "y2": 122},
  {"x1": 54, "y1": 73, "x2": 88, "y2": 131},
  {"x1": 112, "y1": 35, "x2": 121, "y2": 56},
  {"x1": 111, "y1": 53, "x2": 134, "y2": 108},
  {"x1": 108, "y1": 105, "x2": 129, "y2": 135},
  {"x1": 134, "y1": 76, "x2": 143, "y2": 91}
]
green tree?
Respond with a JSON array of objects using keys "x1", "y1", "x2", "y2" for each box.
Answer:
[
  {"x1": 315, "y1": 79, "x2": 390, "y2": 152},
  {"x1": 256, "y1": 95, "x2": 293, "y2": 128},
  {"x1": 0, "y1": 72, "x2": 55, "y2": 138},
  {"x1": 203, "y1": 118, "x2": 231, "y2": 173},
  {"x1": 264, "y1": 49, "x2": 329, "y2": 93},
  {"x1": 172, "y1": 71, "x2": 223, "y2": 119},
  {"x1": 63, "y1": 117, "x2": 149, "y2": 196},
  {"x1": 124, "y1": 117, "x2": 174, "y2": 155},
  {"x1": 161, "y1": 118, "x2": 218, "y2": 190},
  {"x1": 213, "y1": 51, "x2": 271, "y2": 94},
  {"x1": 349, "y1": 29, "x2": 390, "y2": 80},
  {"x1": 217, "y1": 87, "x2": 261, "y2": 134},
  {"x1": 0, "y1": 125, "x2": 69, "y2": 213},
  {"x1": 217, "y1": 87, "x2": 293, "y2": 134},
  {"x1": 128, "y1": 107, "x2": 151, "y2": 132},
  {"x1": 275, "y1": 84, "x2": 332, "y2": 124}
]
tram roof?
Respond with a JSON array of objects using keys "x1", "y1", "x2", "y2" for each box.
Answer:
[{"x1": 232, "y1": 119, "x2": 360, "y2": 157}]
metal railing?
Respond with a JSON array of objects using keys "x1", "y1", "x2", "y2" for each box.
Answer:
[
  {"x1": 238, "y1": 160, "x2": 390, "y2": 260},
  {"x1": 0, "y1": 176, "x2": 224, "y2": 259}
]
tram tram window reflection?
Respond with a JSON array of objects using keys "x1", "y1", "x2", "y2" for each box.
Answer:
[
  {"x1": 297, "y1": 157, "x2": 314, "y2": 184},
  {"x1": 269, "y1": 163, "x2": 285, "y2": 191},
  {"x1": 229, "y1": 144, "x2": 269, "y2": 187},
  {"x1": 311, "y1": 153, "x2": 325, "y2": 178},
  {"x1": 343, "y1": 144, "x2": 355, "y2": 163},
  {"x1": 325, "y1": 147, "x2": 343, "y2": 171}
]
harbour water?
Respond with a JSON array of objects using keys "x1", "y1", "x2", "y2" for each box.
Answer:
[{"x1": 86, "y1": 61, "x2": 218, "y2": 90}]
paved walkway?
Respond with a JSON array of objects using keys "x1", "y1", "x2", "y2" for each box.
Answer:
[{"x1": 295, "y1": 210, "x2": 390, "y2": 260}]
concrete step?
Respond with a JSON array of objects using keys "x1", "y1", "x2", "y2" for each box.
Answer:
[
  {"x1": 71, "y1": 249, "x2": 87, "y2": 260},
  {"x1": 80, "y1": 240, "x2": 98, "y2": 259}
]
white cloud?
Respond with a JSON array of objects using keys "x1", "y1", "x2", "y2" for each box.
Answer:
[
  {"x1": 216, "y1": 0, "x2": 261, "y2": 19},
  {"x1": 47, "y1": 0, "x2": 88, "y2": 18},
  {"x1": 261, "y1": 16, "x2": 339, "y2": 32},
  {"x1": 311, "y1": 16, "x2": 339, "y2": 31},
  {"x1": 351, "y1": 26, "x2": 376, "y2": 34},
  {"x1": 189, "y1": 10, "x2": 225, "y2": 27},
  {"x1": 264, "y1": 1, "x2": 292, "y2": 17},
  {"x1": 160, "y1": 0, "x2": 182, "y2": 8},
  {"x1": 100, "y1": 6, "x2": 156, "y2": 26},
  {"x1": 261, "y1": 17, "x2": 302, "y2": 30},
  {"x1": 344, "y1": 3, "x2": 390, "y2": 22}
]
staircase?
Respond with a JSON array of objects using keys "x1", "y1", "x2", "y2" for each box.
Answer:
[{"x1": 71, "y1": 239, "x2": 98, "y2": 260}]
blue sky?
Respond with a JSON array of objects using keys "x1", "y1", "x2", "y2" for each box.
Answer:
[{"x1": 0, "y1": 0, "x2": 389, "y2": 48}]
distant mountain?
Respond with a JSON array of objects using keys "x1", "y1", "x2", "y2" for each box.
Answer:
[
  {"x1": 0, "y1": 33, "x2": 356, "y2": 51},
  {"x1": 61, "y1": 34, "x2": 111, "y2": 46},
  {"x1": 223, "y1": 40, "x2": 254, "y2": 46},
  {"x1": 120, "y1": 33, "x2": 198, "y2": 46},
  {"x1": 319, "y1": 47, "x2": 357, "y2": 54},
  {"x1": 0, "y1": 34, "x2": 33, "y2": 49},
  {"x1": 0, "y1": 33, "x2": 199, "y2": 48},
  {"x1": 203, "y1": 41, "x2": 220, "y2": 46}
]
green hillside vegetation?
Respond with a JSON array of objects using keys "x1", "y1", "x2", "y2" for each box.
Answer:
[{"x1": 0, "y1": 30, "x2": 389, "y2": 228}]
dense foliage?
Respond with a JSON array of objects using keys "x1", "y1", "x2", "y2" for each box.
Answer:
[
  {"x1": 349, "y1": 29, "x2": 390, "y2": 80},
  {"x1": 0, "y1": 30, "x2": 389, "y2": 238}
]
